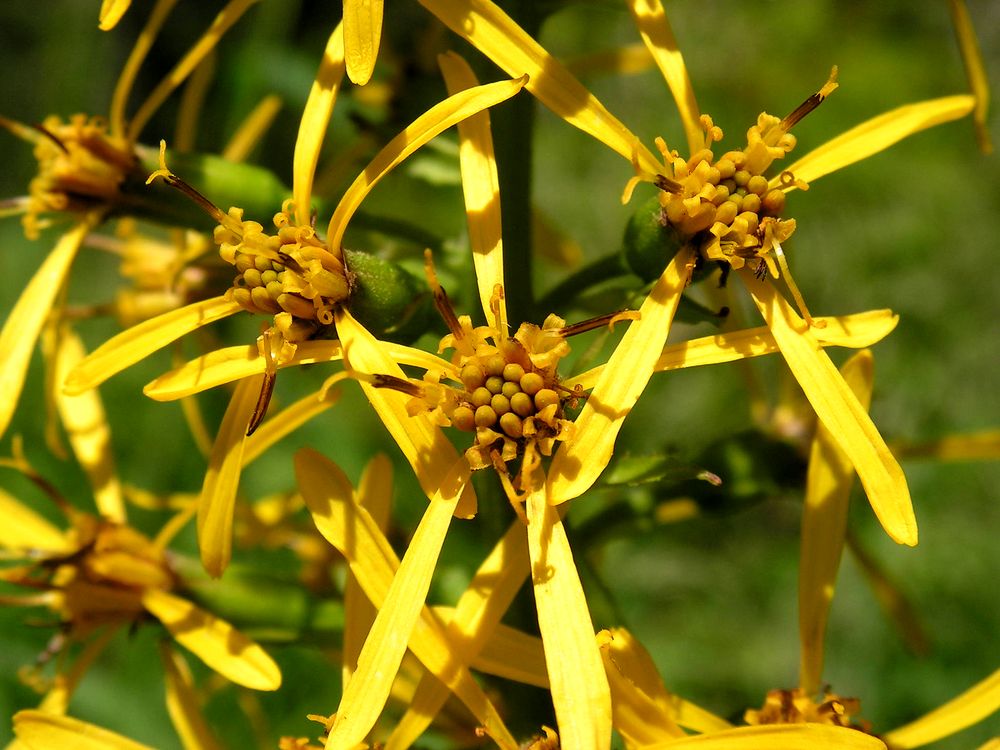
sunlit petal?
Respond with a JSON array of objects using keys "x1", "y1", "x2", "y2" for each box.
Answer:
[
  {"x1": 884, "y1": 667, "x2": 1000, "y2": 749},
  {"x1": 526, "y1": 484, "x2": 610, "y2": 750},
  {"x1": 566, "y1": 309, "x2": 898, "y2": 392},
  {"x1": 1, "y1": 217, "x2": 94, "y2": 439},
  {"x1": 197, "y1": 375, "x2": 262, "y2": 578},
  {"x1": 160, "y1": 643, "x2": 223, "y2": 750},
  {"x1": 643, "y1": 723, "x2": 886, "y2": 749},
  {"x1": 799, "y1": 350, "x2": 873, "y2": 695},
  {"x1": 741, "y1": 271, "x2": 916, "y2": 546},
  {"x1": 439, "y1": 51, "x2": 505, "y2": 327},
  {"x1": 0, "y1": 488, "x2": 72, "y2": 554},
  {"x1": 99, "y1": 0, "x2": 132, "y2": 30},
  {"x1": 297, "y1": 448, "x2": 515, "y2": 749},
  {"x1": 65, "y1": 296, "x2": 242, "y2": 395},
  {"x1": 625, "y1": 0, "x2": 701, "y2": 154},
  {"x1": 549, "y1": 248, "x2": 693, "y2": 504},
  {"x1": 780, "y1": 96, "x2": 975, "y2": 189},
  {"x1": 328, "y1": 74, "x2": 526, "y2": 251},
  {"x1": 293, "y1": 23, "x2": 345, "y2": 225},
  {"x1": 141, "y1": 588, "x2": 281, "y2": 691},
  {"x1": 14, "y1": 711, "x2": 154, "y2": 750},
  {"x1": 343, "y1": 0, "x2": 383, "y2": 86},
  {"x1": 418, "y1": 0, "x2": 661, "y2": 174},
  {"x1": 53, "y1": 328, "x2": 125, "y2": 522},
  {"x1": 948, "y1": 0, "x2": 992, "y2": 153}
]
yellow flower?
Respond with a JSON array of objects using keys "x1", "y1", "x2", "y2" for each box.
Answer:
[
  {"x1": 98, "y1": 0, "x2": 133, "y2": 31},
  {"x1": 0, "y1": 0, "x2": 259, "y2": 442},
  {"x1": 409, "y1": 0, "x2": 989, "y2": 548}
]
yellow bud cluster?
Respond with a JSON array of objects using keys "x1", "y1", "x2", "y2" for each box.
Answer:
[
  {"x1": 24, "y1": 114, "x2": 134, "y2": 239},
  {"x1": 217, "y1": 201, "x2": 350, "y2": 333},
  {"x1": 656, "y1": 114, "x2": 802, "y2": 272}
]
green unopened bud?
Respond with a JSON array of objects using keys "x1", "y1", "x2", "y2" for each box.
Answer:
[
  {"x1": 343, "y1": 249, "x2": 432, "y2": 342},
  {"x1": 622, "y1": 194, "x2": 685, "y2": 282}
]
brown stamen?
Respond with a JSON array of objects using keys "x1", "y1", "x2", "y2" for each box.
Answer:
[
  {"x1": 779, "y1": 66, "x2": 839, "y2": 132},
  {"x1": 655, "y1": 174, "x2": 683, "y2": 194},
  {"x1": 145, "y1": 140, "x2": 227, "y2": 224},
  {"x1": 423, "y1": 249, "x2": 463, "y2": 339},
  {"x1": 30, "y1": 122, "x2": 71, "y2": 154},
  {"x1": 557, "y1": 309, "x2": 638, "y2": 338},
  {"x1": 246, "y1": 370, "x2": 276, "y2": 436},
  {"x1": 370, "y1": 373, "x2": 425, "y2": 397}
]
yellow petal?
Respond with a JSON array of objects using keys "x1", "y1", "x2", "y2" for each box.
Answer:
[
  {"x1": 740, "y1": 271, "x2": 917, "y2": 546},
  {"x1": 643, "y1": 723, "x2": 886, "y2": 750},
  {"x1": 439, "y1": 51, "x2": 505, "y2": 328},
  {"x1": 948, "y1": 0, "x2": 993, "y2": 154},
  {"x1": 450, "y1": 611, "x2": 548, "y2": 689},
  {"x1": 799, "y1": 350, "x2": 873, "y2": 695},
  {"x1": 296, "y1": 448, "x2": 515, "y2": 749},
  {"x1": 884, "y1": 667, "x2": 1000, "y2": 749},
  {"x1": 221, "y1": 94, "x2": 283, "y2": 163},
  {"x1": 53, "y1": 329, "x2": 125, "y2": 522},
  {"x1": 387, "y1": 522, "x2": 531, "y2": 749},
  {"x1": 99, "y1": 0, "x2": 132, "y2": 30},
  {"x1": 976, "y1": 739, "x2": 1000, "y2": 750},
  {"x1": 891, "y1": 430, "x2": 1000, "y2": 462},
  {"x1": 65, "y1": 296, "x2": 242, "y2": 396},
  {"x1": 417, "y1": 0, "x2": 661, "y2": 175},
  {"x1": 1, "y1": 218, "x2": 93, "y2": 439},
  {"x1": 197, "y1": 375, "x2": 261, "y2": 578},
  {"x1": 141, "y1": 588, "x2": 281, "y2": 690},
  {"x1": 343, "y1": 0, "x2": 383, "y2": 86},
  {"x1": 160, "y1": 643, "x2": 223, "y2": 750},
  {"x1": 13, "y1": 711, "x2": 154, "y2": 750},
  {"x1": 548, "y1": 248, "x2": 693, "y2": 504},
  {"x1": 779, "y1": 95, "x2": 976, "y2": 189},
  {"x1": 327, "y1": 74, "x2": 527, "y2": 251},
  {"x1": 526, "y1": 482, "x2": 611, "y2": 750},
  {"x1": 625, "y1": 0, "x2": 702, "y2": 154},
  {"x1": 335, "y1": 307, "x2": 476, "y2": 516},
  {"x1": 0, "y1": 488, "x2": 71, "y2": 554},
  {"x1": 566, "y1": 309, "x2": 899, "y2": 392},
  {"x1": 127, "y1": 0, "x2": 258, "y2": 142},
  {"x1": 294, "y1": 23, "x2": 345, "y2": 225},
  {"x1": 242, "y1": 387, "x2": 341, "y2": 467}
]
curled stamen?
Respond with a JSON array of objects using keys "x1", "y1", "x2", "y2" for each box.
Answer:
[
  {"x1": 557, "y1": 309, "x2": 639, "y2": 338},
  {"x1": 779, "y1": 66, "x2": 839, "y2": 132},
  {"x1": 146, "y1": 139, "x2": 228, "y2": 225}
]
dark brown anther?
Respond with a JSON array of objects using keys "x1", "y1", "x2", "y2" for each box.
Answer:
[
  {"x1": 31, "y1": 122, "x2": 70, "y2": 154},
  {"x1": 557, "y1": 310, "x2": 638, "y2": 338},
  {"x1": 246, "y1": 370, "x2": 277, "y2": 436},
  {"x1": 371, "y1": 373, "x2": 424, "y2": 397},
  {"x1": 654, "y1": 174, "x2": 683, "y2": 194},
  {"x1": 779, "y1": 66, "x2": 839, "y2": 132},
  {"x1": 423, "y1": 249, "x2": 463, "y2": 339}
]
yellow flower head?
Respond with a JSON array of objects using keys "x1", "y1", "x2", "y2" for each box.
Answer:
[{"x1": 745, "y1": 687, "x2": 865, "y2": 732}]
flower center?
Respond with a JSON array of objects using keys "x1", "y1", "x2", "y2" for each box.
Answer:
[{"x1": 745, "y1": 687, "x2": 868, "y2": 732}]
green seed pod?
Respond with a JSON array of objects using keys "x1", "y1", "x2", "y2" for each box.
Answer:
[
  {"x1": 343, "y1": 249, "x2": 433, "y2": 343},
  {"x1": 622, "y1": 194, "x2": 685, "y2": 282}
]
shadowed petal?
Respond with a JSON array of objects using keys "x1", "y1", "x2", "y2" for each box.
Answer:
[
  {"x1": 779, "y1": 96, "x2": 975, "y2": 189},
  {"x1": 328, "y1": 74, "x2": 526, "y2": 251},
  {"x1": 740, "y1": 271, "x2": 916, "y2": 546},
  {"x1": 948, "y1": 0, "x2": 992, "y2": 153},
  {"x1": 343, "y1": 0, "x2": 382, "y2": 86},
  {"x1": 418, "y1": 0, "x2": 661, "y2": 174},
  {"x1": 141, "y1": 588, "x2": 281, "y2": 691},
  {"x1": 0, "y1": 488, "x2": 72, "y2": 554},
  {"x1": 799, "y1": 350, "x2": 873, "y2": 695},
  {"x1": 548, "y1": 248, "x2": 693, "y2": 505},
  {"x1": 526, "y1": 482, "x2": 611, "y2": 750},
  {"x1": 1, "y1": 217, "x2": 94, "y2": 439},
  {"x1": 160, "y1": 643, "x2": 223, "y2": 750},
  {"x1": 626, "y1": 0, "x2": 701, "y2": 154},
  {"x1": 439, "y1": 51, "x2": 505, "y2": 328},
  {"x1": 65, "y1": 296, "x2": 242, "y2": 395},
  {"x1": 14, "y1": 711, "x2": 154, "y2": 750},
  {"x1": 884, "y1": 667, "x2": 1000, "y2": 749}
]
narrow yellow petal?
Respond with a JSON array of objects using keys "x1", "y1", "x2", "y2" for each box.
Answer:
[
  {"x1": 160, "y1": 644, "x2": 223, "y2": 750},
  {"x1": 0, "y1": 488, "x2": 72, "y2": 554},
  {"x1": 1, "y1": 218, "x2": 93, "y2": 439},
  {"x1": 293, "y1": 23, "x2": 345, "y2": 225},
  {"x1": 892, "y1": 430, "x2": 1000, "y2": 462},
  {"x1": 455, "y1": 613, "x2": 548, "y2": 689},
  {"x1": 386, "y1": 522, "x2": 531, "y2": 749},
  {"x1": 327, "y1": 74, "x2": 527, "y2": 251},
  {"x1": 319, "y1": 472, "x2": 461, "y2": 748},
  {"x1": 976, "y1": 739, "x2": 1000, "y2": 750},
  {"x1": 343, "y1": 0, "x2": 383, "y2": 86},
  {"x1": 526, "y1": 486, "x2": 611, "y2": 750},
  {"x1": 197, "y1": 375, "x2": 261, "y2": 578},
  {"x1": 335, "y1": 307, "x2": 476, "y2": 516},
  {"x1": 625, "y1": 0, "x2": 702, "y2": 154},
  {"x1": 439, "y1": 51, "x2": 505, "y2": 328},
  {"x1": 221, "y1": 95, "x2": 283, "y2": 163},
  {"x1": 779, "y1": 95, "x2": 976, "y2": 189},
  {"x1": 128, "y1": 0, "x2": 259, "y2": 142},
  {"x1": 65, "y1": 296, "x2": 242, "y2": 396},
  {"x1": 741, "y1": 271, "x2": 917, "y2": 546},
  {"x1": 14, "y1": 711, "x2": 154, "y2": 750},
  {"x1": 297, "y1": 448, "x2": 515, "y2": 749},
  {"x1": 799, "y1": 350, "x2": 873, "y2": 695},
  {"x1": 566, "y1": 309, "x2": 899, "y2": 392},
  {"x1": 418, "y1": 0, "x2": 661, "y2": 174},
  {"x1": 548, "y1": 248, "x2": 693, "y2": 504},
  {"x1": 643, "y1": 723, "x2": 886, "y2": 750},
  {"x1": 53, "y1": 329, "x2": 125, "y2": 523},
  {"x1": 948, "y1": 0, "x2": 993, "y2": 154},
  {"x1": 884, "y1": 668, "x2": 1000, "y2": 749},
  {"x1": 99, "y1": 0, "x2": 132, "y2": 30},
  {"x1": 242, "y1": 387, "x2": 340, "y2": 467},
  {"x1": 141, "y1": 588, "x2": 281, "y2": 690}
]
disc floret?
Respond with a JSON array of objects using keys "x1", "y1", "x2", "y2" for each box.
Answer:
[{"x1": 745, "y1": 687, "x2": 868, "y2": 733}]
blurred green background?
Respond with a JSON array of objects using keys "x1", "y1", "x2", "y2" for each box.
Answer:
[{"x1": 0, "y1": 1, "x2": 997, "y2": 747}]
